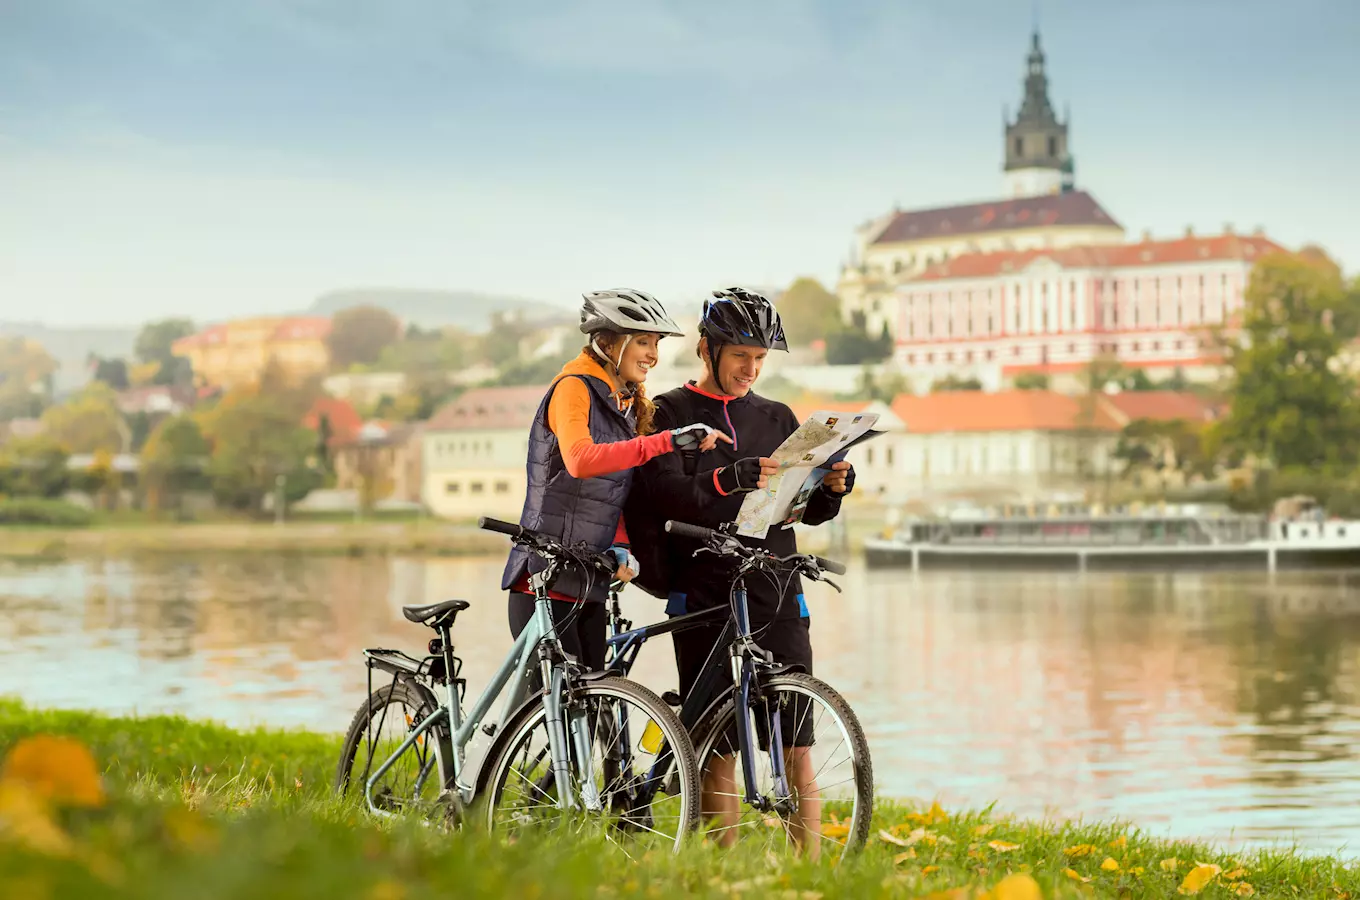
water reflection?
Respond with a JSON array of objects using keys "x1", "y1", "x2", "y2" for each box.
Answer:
[{"x1": 3, "y1": 555, "x2": 1360, "y2": 851}]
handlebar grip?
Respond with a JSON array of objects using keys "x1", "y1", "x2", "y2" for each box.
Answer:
[
  {"x1": 478, "y1": 516, "x2": 523, "y2": 537},
  {"x1": 665, "y1": 520, "x2": 716, "y2": 542},
  {"x1": 814, "y1": 555, "x2": 847, "y2": 576}
]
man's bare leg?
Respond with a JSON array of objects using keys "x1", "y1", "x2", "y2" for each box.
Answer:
[
  {"x1": 785, "y1": 746, "x2": 822, "y2": 860},
  {"x1": 702, "y1": 754, "x2": 740, "y2": 846}
]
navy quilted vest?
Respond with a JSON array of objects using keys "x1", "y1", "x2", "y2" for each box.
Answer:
[{"x1": 500, "y1": 373, "x2": 636, "y2": 603}]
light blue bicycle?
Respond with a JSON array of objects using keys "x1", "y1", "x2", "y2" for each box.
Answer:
[{"x1": 334, "y1": 517, "x2": 701, "y2": 850}]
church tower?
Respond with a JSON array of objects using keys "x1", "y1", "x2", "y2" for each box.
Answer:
[{"x1": 1003, "y1": 31, "x2": 1074, "y2": 198}]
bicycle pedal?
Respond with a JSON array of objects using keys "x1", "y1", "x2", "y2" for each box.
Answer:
[{"x1": 661, "y1": 690, "x2": 682, "y2": 708}]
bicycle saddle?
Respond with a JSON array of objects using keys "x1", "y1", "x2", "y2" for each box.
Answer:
[{"x1": 402, "y1": 599, "x2": 470, "y2": 626}]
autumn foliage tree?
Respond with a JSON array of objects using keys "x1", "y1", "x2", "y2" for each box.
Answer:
[{"x1": 198, "y1": 392, "x2": 319, "y2": 514}]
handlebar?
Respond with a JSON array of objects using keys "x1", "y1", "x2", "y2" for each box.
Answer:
[
  {"x1": 664, "y1": 520, "x2": 716, "y2": 542},
  {"x1": 479, "y1": 516, "x2": 616, "y2": 577},
  {"x1": 478, "y1": 516, "x2": 523, "y2": 538},
  {"x1": 663, "y1": 519, "x2": 846, "y2": 579}
]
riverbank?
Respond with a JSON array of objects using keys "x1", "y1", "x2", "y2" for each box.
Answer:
[
  {"x1": 0, "y1": 519, "x2": 508, "y2": 560},
  {"x1": 1, "y1": 700, "x2": 1353, "y2": 898}
]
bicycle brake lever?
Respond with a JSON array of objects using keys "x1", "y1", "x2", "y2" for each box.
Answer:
[{"x1": 821, "y1": 576, "x2": 843, "y2": 594}]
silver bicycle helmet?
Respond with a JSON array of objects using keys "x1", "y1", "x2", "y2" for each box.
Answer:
[{"x1": 579, "y1": 289, "x2": 684, "y2": 338}]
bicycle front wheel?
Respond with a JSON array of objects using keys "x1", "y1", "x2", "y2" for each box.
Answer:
[
  {"x1": 690, "y1": 672, "x2": 873, "y2": 861},
  {"x1": 481, "y1": 675, "x2": 701, "y2": 852}
]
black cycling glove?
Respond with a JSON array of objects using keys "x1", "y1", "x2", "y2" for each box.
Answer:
[{"x1": 715, "y1": 457, "x2": 767, "y2": 495}]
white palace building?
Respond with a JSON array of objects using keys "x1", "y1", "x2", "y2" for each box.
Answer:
[{"x1": 836, "y1": 31, "x2": 1285, "y2": 390}]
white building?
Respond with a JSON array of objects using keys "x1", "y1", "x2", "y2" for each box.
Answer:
[{"x1": 421, "y1": 385, "x2": 544, "y2": 520}]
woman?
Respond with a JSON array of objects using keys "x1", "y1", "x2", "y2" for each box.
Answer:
[{"x1": 500, "y1": 288, "x2": 729, "y2": 672}]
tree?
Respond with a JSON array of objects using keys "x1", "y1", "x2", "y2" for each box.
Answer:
[
  {"x1": 39, "y1": 383, "x2": 127, "y2": 454},
  {"x1": 1013, "y1": 372, "x2": 1049, "y2": 391},
  {"x1": 327, "y1": 306, "x2": 402, "y2": 371},
  {"x1": 199, "y1": 392, "x2": 319, "y2": 514},
  {"x1": 825, "y1": 311, "x2": 893, "y2": 365},
  {"x1": 1217, "y1": 253, "x2": 1360, "y2": 471},
  {"x1": 776, "y1": 278, "x2": 842, "y2": 347},
  {"x1": 134, "y1": 318, "x2": 196, "y2": 387},
  {"x1": 482, "y1": 312, "x2": 535, "y2": 368},
  {"x1": 0, "y1": 337, "x2": 58, "y2": 420},
  {"x1": 0, "y1": 435, "x2": 70, "y2": 498},
  {"x1": 930, "y1": 374, "x2": 983, "y2": 392},
  {"x1": 91, "y1": 356, "x2": 130, "y2": 390},
  {"x1": 141, "y1": 414, "x2": 210, "y2": 513}
]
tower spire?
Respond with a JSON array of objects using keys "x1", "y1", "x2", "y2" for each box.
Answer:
[{"x1": 1003, "y1": 27, "x2": 1071, "y2": 198}]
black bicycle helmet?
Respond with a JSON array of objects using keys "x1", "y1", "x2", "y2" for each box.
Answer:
[{"x1": 698, "y1": 287, "x2": 788, "y2": 351}]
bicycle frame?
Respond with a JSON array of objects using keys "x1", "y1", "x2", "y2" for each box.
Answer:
[
  {"x1": 604, "y1": 563, "x2": 796, "y2": 812},
  {"x1": 363, "y1": 557, "x2": 603, "y2": 815}
]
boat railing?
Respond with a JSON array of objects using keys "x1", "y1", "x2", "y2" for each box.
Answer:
[{"x1": 914, "y1": 515, "x2": 1269, "y2": 547}]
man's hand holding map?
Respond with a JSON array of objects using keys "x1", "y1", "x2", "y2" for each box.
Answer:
[{"x1": 734, "y1": 410, "x2": 883, "y2": 538}]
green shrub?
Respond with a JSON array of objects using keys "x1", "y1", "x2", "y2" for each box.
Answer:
[{"x1": 0, "y1": 496, "x2": 95, "y2": 527}]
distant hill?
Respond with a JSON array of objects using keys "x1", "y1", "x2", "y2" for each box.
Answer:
[
  {"x1": 309, "y1": 289, "x2": 568, "y2": 331},
  {"x1": 0, "y1": 321, "x2": 137, "y2": 394}
]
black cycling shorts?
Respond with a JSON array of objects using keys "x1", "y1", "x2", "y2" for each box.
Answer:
[{"x1": 672, "y1": 614, "x2": 815, "y2": 750}]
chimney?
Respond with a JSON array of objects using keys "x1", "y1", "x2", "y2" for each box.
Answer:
[
  {"x1": 1252, "y1": 225, "x2": 1265, "y2": 237},
  {"x1": 1184, "y1": 225, "x2": 1194, "y2": 238},
  {"x1": 1223, "y1": 222, "x2": 1235, "y2": 235},
  {"x1": 1141, "y1": 228, "x2": 1153, "y2": 242}
]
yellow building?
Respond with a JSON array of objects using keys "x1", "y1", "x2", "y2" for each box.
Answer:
[{"x1": 171, "y1": 316, "x2": 332, "y2": 391}]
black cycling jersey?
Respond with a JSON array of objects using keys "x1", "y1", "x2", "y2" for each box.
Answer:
[{"x1": 624, "y1": 381, "x2": 851, "y2": 622}]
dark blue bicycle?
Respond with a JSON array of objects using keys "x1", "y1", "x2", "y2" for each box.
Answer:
[{"x1": 604, "y1": 519, "x2": 874, "y2": 860}]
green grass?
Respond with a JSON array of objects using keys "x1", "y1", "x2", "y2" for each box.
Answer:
[{"x1": 1, "y1": 699, "x2": 1357, "y2": 898}]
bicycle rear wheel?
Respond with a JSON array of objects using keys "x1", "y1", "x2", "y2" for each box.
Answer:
[
  {"x1": 335, "y1": 679, "x2": 456, "y2": 821},
  {"x1": 481, "y1": 675, "x2": 701, "y2": 853},
  {"x1": 690, "y1": 672, "x2": 873, "y2": 861}
]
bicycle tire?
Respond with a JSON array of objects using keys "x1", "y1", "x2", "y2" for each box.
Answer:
[
  {"x1": 480, "y1": 675, "x2": 702, "y2": 852},
  {"x1": 690, "y1": 672, "x2": 873, "y2": 860},
  {"x1": 334, "y1": 679, "x2": 454, "y2": 816}
]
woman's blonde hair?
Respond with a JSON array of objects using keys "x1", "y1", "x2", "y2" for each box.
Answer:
[{"x1": 585, "y1": 332, "x2": 657, "y2": 436}]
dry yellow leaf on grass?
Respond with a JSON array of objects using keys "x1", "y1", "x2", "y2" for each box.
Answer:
[
  {"x1": 988, "y1": 840, "x2": 1021, "y2": 852},
  {"x1": 1160, "y1": 858, "x2": 1180, "y2": 872},
  {"x1": 1231, "y1": 884, "x2": 1256, "y2": 897},
  {"x1": 821, "y1": 821, "x2": 850, "y2": 839},
  {"x1": 0, "y1": 735, "x2": 105, "y2": 808},
  {"x1": 1064, "y1": 844, "x2": 1098, "y2": 857},
  {"x1": 1108, "y1": 836, "x2": 1127, "y2": 849},
  {"x1": 990, "y1": 873, "x2": 1042, "y2": 900},
  {"x1": 1100, "y1": 857, "x2": 1120, "y2": 872},
  {"x1": 1223, "y1": 868, "x2": 1248, "y2": 880},
  {"x1": 922, "y1": 865, "x2": 939, "y2": 875},
  {"x1": 1064, "y1": 868, "x2": 1091, "y2": 883},
  {"x1": 0, "y1": 782, "x2": 72, "y2": 856},
  {"x1": 893, "y1": 850, "x2": 917, "y2": 865},
  {"x1": 973, "y1": 823, "x2": 996, "y2": 837},
  {"x1": 1178, "y1": 863, "x2": 1222, "y2": 895}
]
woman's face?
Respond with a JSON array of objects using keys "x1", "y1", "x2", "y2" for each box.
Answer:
[{"x1": 615, "y1": 332, "x2": 662, "y2": 384}]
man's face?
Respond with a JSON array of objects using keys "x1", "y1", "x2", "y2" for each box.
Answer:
[{"x1": 715, "y1": 343, "x2": 767, "y2": 398}]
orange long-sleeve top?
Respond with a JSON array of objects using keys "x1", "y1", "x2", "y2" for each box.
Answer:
[{"x1": 510, "y1": 353, "x2": 674, "y2": 600}]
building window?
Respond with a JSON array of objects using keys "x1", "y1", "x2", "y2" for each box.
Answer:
[
  {"x1": 1132, "y1": 341, "x2": 1141, "y2": 351},
  {"x1": 1174, "y1": 340, "x2": 1183, "y2": 350},
  {"x1": 1014, "y1": 136, "x2": 1023, "y2": 156},
  {"x1": 445, "y1": 481, "x2": 460, "y2": 494},
  {"x1": 1067, "y1": 342, "x2": 1076, "y2": 353},
  {"x1": 907, "y1": 353, "x2": 915, "y2": 364},
  {"x1": 986, "y1": 349, "x2": 995, "y2": 361},
  {"x1": 470, "y1": 482, "x2": 485, "y2": 494},
  {"x1": 886, "y1": 447, "x2": 895, "y2": 467},
  {"x1": 1047, "y1": 135, "x2": 1057, "y2": 157},
  {"x1": 1012, "y1": 346, "x2": 1021, "y2": 357},
  {"x1": 866, "y1": 447, "x2": 875, "y2": 466},
  {"x1": 1153, "y1": 341, "x2": 1161, "y2": 351},
  {"x1": 494, "y1": 481, "x2": 510, "y2": 494}
]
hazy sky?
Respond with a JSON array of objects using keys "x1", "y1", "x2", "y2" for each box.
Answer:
[{"x1": 3, "y1": 0, "x2": 1358, "y2": 327}]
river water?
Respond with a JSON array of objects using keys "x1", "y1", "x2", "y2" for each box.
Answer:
[{"x1": 3, "y1": 553, "x2": 1359, "y2": 853}]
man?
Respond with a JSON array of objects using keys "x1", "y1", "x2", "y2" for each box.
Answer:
[{"x1": 626, "y1": 287, "x2": 854, "y2": 858}]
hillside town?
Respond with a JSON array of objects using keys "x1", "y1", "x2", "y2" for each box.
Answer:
[{"x1": 1, "y1": 32, "x2": 1354, "y2": 528}]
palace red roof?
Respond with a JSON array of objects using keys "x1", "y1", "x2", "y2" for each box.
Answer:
[
  {"x1": 1100, "y1": 391, "x2": 1217, "y2": 425},
  {"x1": 910, "y1": 233, "x2": 1286, "y2": 283},
  {"x1": 426, "y1": 385, "x2": 547, "y2": 431},
  {"x1": 873, "y1": 191, "x2": 1121, "y2": 246}
]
